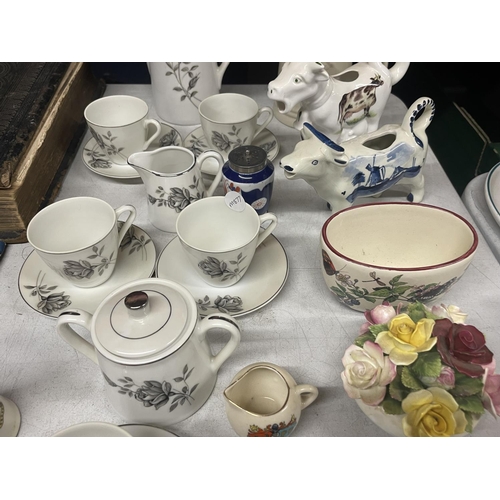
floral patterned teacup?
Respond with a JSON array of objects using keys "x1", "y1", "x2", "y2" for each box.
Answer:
[
  {"x1": 176, "y1": 196, "x2": 278, "y2": 287},
  {"x1": 199, "y1": 93, "x2": 273, "y2": 159},
  {"x1": 128, "y1": 146, "x2": 224, "y2": 232},
  {"x1": 84, "y1": 95, "x2": 162, "y2": 165},
  {"x1": 27, "y1": 197, "x2": 136, "y2": 288}
]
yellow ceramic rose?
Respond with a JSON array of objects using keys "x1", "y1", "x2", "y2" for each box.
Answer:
[
  {"x1": 375, "y1": 313, "x2": 436, "y2": 365},
  {"x1": 402, "y1": 387, "x2": 467, "y2": 437}
]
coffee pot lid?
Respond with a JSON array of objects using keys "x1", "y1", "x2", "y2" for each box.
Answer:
[
  {"x1": 228, "y1": 145, "x2": 267, "y2": 173},
  {"x1": 91, "y1": 278, "x2": 198, "y2": 365}
]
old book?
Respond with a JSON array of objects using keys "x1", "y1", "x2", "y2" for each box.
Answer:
[{"x1": 0, "y1": 62, "x2": 105, "y2": 243}]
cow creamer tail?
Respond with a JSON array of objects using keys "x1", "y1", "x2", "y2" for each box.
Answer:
[{"x1": 402, "y1": 97, "x2": 435, "y2": 150}]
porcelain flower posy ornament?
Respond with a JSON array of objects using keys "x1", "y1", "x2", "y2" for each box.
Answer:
[{"x1": 342, "y1": 301, "x2": 499, "y2": 436}]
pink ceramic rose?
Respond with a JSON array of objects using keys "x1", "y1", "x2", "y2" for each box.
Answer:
[
  {"x1": 359, "y1": 302, "x2": 398, "y2": 334},
  {"x1": 421, "y1": 365, "x2": 455, "y2": 390},
  {"x1": 341, "y1": 341, "x2": 397, "y2": 406}
]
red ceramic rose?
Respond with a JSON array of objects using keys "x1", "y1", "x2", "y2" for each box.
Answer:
[{"x1": 432, "y1": 318, "x2": 493, "y2": 378}]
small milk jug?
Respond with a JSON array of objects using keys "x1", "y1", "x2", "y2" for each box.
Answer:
[
  {"x1": 224, "y1": 362, "x2": 318, "y2": 437},
  {"x1": 128, "y1": 146, "x2": 224, "y2": 232},
  {"x1": 147, "y1": 62, "x2": 230, "y2": 125}
]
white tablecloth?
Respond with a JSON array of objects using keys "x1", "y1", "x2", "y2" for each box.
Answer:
[{"x1": 1, "y1": 84, "x2": 500, "y2": 437}]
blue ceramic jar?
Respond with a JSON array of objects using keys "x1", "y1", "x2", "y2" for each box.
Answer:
[{"x1": 222, "y1": 145, "x2": 274, "y2": 215}]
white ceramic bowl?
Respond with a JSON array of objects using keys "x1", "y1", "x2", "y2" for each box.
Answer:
[{"x1": 321, "y1": 202, "x2": 478, "y2": 312}]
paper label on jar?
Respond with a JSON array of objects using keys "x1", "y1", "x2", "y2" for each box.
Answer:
[{"x1": 225, "y1": 191, "x2": 246, "y2": 212}]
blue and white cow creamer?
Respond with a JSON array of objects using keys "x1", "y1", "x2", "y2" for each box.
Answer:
[{"x1": 280, "y1": 97, "x2": 435, "y2": 213}]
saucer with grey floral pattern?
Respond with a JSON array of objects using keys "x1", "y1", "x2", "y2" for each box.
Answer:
[
  {"x1": 119, "y1": 424, "x2": 179, "y2": 437},
  {"x1": 183, "y1": 127, "x2": 279, "y2": 165},
  {"x1": 18, "y1": 224, "x2": 156, "y2": 318},
  {"x1": 156, "y1": 234, "x2": 288, "y2": 317},
  {"x1": 82, "y1": 122, "x2": 182, "y2": 179}
]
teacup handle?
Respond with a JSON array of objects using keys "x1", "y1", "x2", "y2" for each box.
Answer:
[
  {"x1": 256, "y1": 212, "x2": 278, "y2": 247},
  {"x1": 195, "y1": 313, "x2": 241, "y2": 373},
  {"x1": 197, "y1": 151, "x2": 224, "y2": 197},
  {"x1": 56, "y1": 309, "x2": 99, "y2": 365},
  {"x1": 142, "y1": 118, "x2": 162, "y2": 150},
  {"x1": 252, "y1": 106, "x2": 273, "y2": 141},
  {"x1": 115, "y1": 205, "x2": 137, "y2": 246},
  {"x1": 295, "y1": 384, "x2": 319, "y2": 410}
]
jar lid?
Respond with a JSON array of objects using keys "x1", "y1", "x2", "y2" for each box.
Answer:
[
  {"x1": 228, "y1": 145, "x2": 267, "y2": 173},
  {"x1": 91, "y1": 278, "x2": 198, "y2": 365}
]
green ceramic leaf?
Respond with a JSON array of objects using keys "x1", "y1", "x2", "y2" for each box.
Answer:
[
  {"x1": 455, "y1": 395, "x2": 485, "y2": 415},
  {"x1": 354, "y1": 332, "x2": 376, "y2": 348},
  {"x1": 450, "y1": 372, "x2": 484, "y2": 397},
  {"x1": 368, "y1": 324, "x2": 387, "y2": 336},
  {"x1": 410, "y1": 352, "x2": 442, "y2": 378},
  {"x1": 389, "y1": 369, "x2": 409, "y2": 402},
  {"x1": 464, "y1": 411, "x2": 474, "y2": 434},
  {"x1": 382, "y1": 397, "x2": 404, "y2": 415},
  {"x1": 401, "y1": 366, "x2": 424, "y2": 390}
]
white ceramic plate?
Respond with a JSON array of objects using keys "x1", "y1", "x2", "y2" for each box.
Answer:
[
  {"x1": 120, "y1": 424, "x2": 179, "y2": 437},
  {"x1": 183, "y1": 126, "x2": 280, "y2": 165},
  {"x1": 53, "y1": 422, "x2": 132, "y2": 437},
  {"x1": 82, "y1": 122, "x2": 182, "y2": 179},
  {"x1": 18, "y1": 224, "x2": 156, "y2": 318},
  {"x1": 0, "y1": 394, "x2": 21, "y2": 437},
  {"x1": 485, "y1": 162, "x2": 500, "y2": 227},
  {"x1": 156, "y1": 235, "x2": 289, "y2": 317}
]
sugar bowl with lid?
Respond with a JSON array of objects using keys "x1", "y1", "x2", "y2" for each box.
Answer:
[{"x1": 56, "y1": 278, "x2": 241, "y2": 426}]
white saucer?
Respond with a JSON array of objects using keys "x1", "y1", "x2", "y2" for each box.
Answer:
[
  {"x1": 183, "y1": 126, "x2": 280, "y2": 164},
  {"x1": 0, "y1": 394, "x2": 21, "y2": 437},
  {"x1": 485, "y1": 162, "x2": 500, "y2": 228},
  {"x1": 120, "y1": 424, "x2": 179, "y2": 437},
  {"x1": 18, "y1": 224, "x2": 156, "y2": 318},
  {"x1": 82, "y1": 122, "x2": 182, "y2": 179},
  {"x1": 53, "y1": 422, "x2": 133, "y2": 437},
  {"x1": 156, "y1": 235, "x2": 289, "y2": 317}
]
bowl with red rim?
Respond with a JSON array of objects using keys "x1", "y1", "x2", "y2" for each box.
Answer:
[{"x1": 320, "y1": 202, "x2": 478, "y2": 312}]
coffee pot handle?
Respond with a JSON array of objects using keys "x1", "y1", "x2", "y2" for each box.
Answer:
[
  {"x1": 195, "y1": 313, "x2": 241, "y2": 373},
  {"x1": 295, "y1": 384, "x2": 319, "y2": 410},
  {"x1": 56, "y1": 310, "x2": 99, "y2": 365},
  {"x1": 216, "y1": 62, "x2": 230, "y2": 89}
]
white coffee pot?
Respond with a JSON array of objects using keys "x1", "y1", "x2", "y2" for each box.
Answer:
[
  {"x1": 147, "y1": 62, "x2": 230, "y2": 125},
  {"x1": 56, "y1": 278, "x2": 241, "y2": 426}
]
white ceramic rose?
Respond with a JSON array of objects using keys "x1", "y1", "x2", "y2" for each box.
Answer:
[{"x1": 341, "y1": 341, "x2": 397, "y2": 406}]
